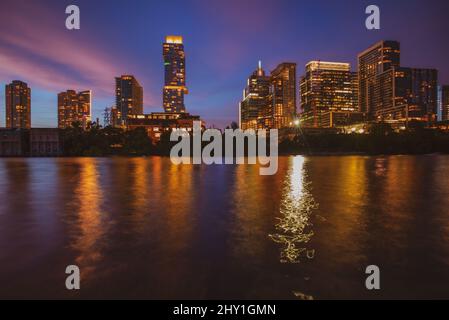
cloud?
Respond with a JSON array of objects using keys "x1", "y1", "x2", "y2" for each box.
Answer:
[{"x1": 0, "y1": 1, "x2": 155, "y2": 101}]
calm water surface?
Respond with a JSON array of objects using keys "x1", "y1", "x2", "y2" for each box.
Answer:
[{"x1": 0, "y1": 156, "x2": 448, "y2": 299}]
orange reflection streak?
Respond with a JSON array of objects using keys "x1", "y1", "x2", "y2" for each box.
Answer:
[
  {"x1": 130, "y1": 158, "x2": 149, "y2": 232},
  {"x1": 72, "y1": 158, "x2": 103, "y2": 278},
  {"x1": 328, "y1": 156, "x2": 367, "y2": 243},
  {"x1": 151, "y1": 156, "x2": 162, "y2": 188},
  {"x1": 164, "y1": 161, "x2": 195, "y2": 248}
]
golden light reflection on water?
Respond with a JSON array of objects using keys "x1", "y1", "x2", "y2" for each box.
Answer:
[
  {"x1": 164, "y1": 161, "x2": 195, "y2": 248},
  {"x1": 269, "y1": 156, "x2": 318, "y2": 263},
  {"x1": 129, "y1": 158, "x2": 150, "y2": 234},
  {"x1": 131, "y1": 158, "x2": 148, "y2": 209},
  {"x1": 3, "y1": 156, "x2": 449, "y2": 299},
  {"x1": 71, "y1": 158, "x2": 103, "y2": 278}
]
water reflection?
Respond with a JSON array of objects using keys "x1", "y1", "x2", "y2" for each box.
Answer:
[
  {"x1": 70, "y1": 159, "x2": 104, "y2": 278},
  {"x1": 269, "y1": 156, "x2": 318, "y2": 263},
  {"x1": 1, "y1": 156, "x2": 449, "y2": 299}
]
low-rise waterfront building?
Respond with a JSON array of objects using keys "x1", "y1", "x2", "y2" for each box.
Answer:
[
  {"x1": 29, "y1": 128, "x2": 61, "y2": 157},
  {"x1": 127, "y1": 112, "x2": 203, "y2": 141}
]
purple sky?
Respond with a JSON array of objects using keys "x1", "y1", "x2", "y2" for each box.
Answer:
[{"x1": 1, "y1": 0, "x2": 448, "y2": 128}]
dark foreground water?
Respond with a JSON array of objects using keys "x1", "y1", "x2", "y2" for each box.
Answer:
[{"x1": 0, "y1": 156, "x2": 448, "y2": 299}]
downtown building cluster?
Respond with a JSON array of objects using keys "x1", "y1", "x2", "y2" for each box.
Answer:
[
  {"x1": 239, "y1": 40, "x2": 449, "y2": 131},
  {"x1": 103, "y1": 36, "x2": 201, "y2": 141},
  {"x1": 1, "y1": 35, "x2": 202, "y2": 156},
  {"x1": 239, "y1": 62, "x2": 297, "y2": 130}
]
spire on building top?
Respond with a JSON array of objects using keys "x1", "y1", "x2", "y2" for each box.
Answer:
[{"x1": 257, "y1": 60, "x2": 263, "y2": 76}]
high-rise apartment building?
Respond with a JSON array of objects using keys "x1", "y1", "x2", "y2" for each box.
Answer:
[
  {"x1": 239, "y1": 61, "x2": 271, "y2": 130},
  {"x1": 401, "y1": 68, "x2": 438, "y2": 121},
  {"x1": 115, "y1": 75, "x2": 143, "y2": 124},
  {"x1": 163, "y1": 35, "x2": 188, "y2": 113},
  {"x1": 358, "y1": 40, "x2": 400, "y2": 117},
  {"x1": 270, "y1": 62, "x2": 297, "y2": 128},
  {"x1": 58, "y1": 90, "x2": 92, "y2": 129},
  {"x1": 300, "y1": 61, "x2": 358, "y2": 127},
  {"x1": 5, "y1": 80, "x2": 31, "y2": 129},
  {"x1": 351, "y1": 71, "x2": 359, "y2": 110},
  {"x1": 358, "y1": 40, "x2": 438, "y2": 123}
]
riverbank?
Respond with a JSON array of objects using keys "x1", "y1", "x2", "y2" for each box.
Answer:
[{"x1": 3, "y1": 125, "x2": 449, "y2": 157}]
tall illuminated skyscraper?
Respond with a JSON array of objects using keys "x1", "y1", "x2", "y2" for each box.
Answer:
[
  {"x1": 270, "y1": 63, "x2": 297, "y2": 129},
  {"x1": 163, "y1": 35, "x2": 188, "y2": 113},
  {"x1": 5, "y1": 80, "x2": 31, "y2": 129},
  {"x1": 115, "y1": 75, "x2": 143, "y2": 124},
  {"x1": 300, "y1": 61, "x2": 358, "y2": 127},
  {"x1": 58, "y1": 90, "x2": 92, "y2": 129},
  {"x1": 239, "y1": 61, "x2": 271, "y2": 130},
  {"x1": 358, "y1": 40, "x2": 400, "y2": 117}
]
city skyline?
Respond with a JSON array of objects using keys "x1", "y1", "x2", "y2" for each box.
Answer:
[{"x1": 1, "y1": 0, "x2": 449, "y2": 129}]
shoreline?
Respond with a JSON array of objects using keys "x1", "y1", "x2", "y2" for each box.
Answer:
[{"x1": 1, "y1": 152, "x2": 448, "y2": 159}]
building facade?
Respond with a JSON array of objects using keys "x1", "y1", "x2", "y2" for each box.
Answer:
[
  {"x1": 0, "y1": 128, "x2": 61, "y2": 156},
  {"x1": 58, "y1": 90, "x2": 92, "y2": 129},
  {"x1": 163, "y1": 35, "x2": 188, "y2": 113},
  {"x1": 127, "y1": 112, "x2": 202, "y2": 141},
  {"x1": 115, "y1": 75, "x2": 143, "y2": 124},
  {"x1": 358, "y1": 40, "x2": 401, "y2": 116},
  {"x1": 442, "y1": 85, "x2": 449, "y2": 121},
  {"x1": 270, "y1": 63, "x2": 297, "y2": 129},
  {"x1": 402, "y1": 68, "x2": 438, "y2": 122},
  {"x1": 0, "y1": 129, "x2": 28, "y2": 156},
  {"x1": 300, "y1": 61, "x2": 359, "y2": 127},
  {"x1": 29, "y1": 128, "x2": 61, "y2": 156},
  {"x1": 358, "y1": 40, "x2": 438, "y2": 124},
  {"x1": 5, "y1": 80, "x2": 31, "y2": 129},
  {"x1": 239, "y1": 62, "x2": 271, "y2": 130}
]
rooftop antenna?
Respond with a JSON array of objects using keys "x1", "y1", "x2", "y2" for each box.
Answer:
[{"x1": 257, "y1": 60, "x2": 263, "y2": 76}]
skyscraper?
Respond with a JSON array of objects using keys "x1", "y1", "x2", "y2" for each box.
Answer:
[
  {"x1": 58, "y1": 90, "x2": 92, "y2": 129},
  {"x1": 5, "y1": 80, "x2": 31, "y2": 129},
  {"x1": 163, "y1": 35, "x2": 188, "y2": 113},
  {"x1": 239, "y1": 61, "x2": 271, "y2": 130},
  {"x1": 358, "y1": 40, "x2": 400, "y2": 116},
  {"x1": 358, "y1": 40, "x2": 438, "y2": 124},
  {"x1": 401, "y1": 68, "x2": 438, "y2": 121},
  {"x1": 300, "y1": 61, "x2": 358, "y2": 127},
  {"x1": 351, "y1": 71, "x2": 359, "y2": 111},
  {"x1": 442, "y1": 85, "x2": 449, "y2": 121},
  {"x1": 270, "y1": 62, "x2": 297, "y2": 128},
  {"x1": 115, "y1": 75, "x2": 143, "y2": 124}
]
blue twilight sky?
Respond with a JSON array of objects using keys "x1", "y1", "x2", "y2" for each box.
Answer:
[{"x1": 0, "y1": 0, "x2": 448, "y2": 128}]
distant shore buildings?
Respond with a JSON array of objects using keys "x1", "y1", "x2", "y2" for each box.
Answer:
[
  {"x1": 1, "y1": 35, "x2": 202, "y2": 156},
  {"x1": 57, "y1": 35, "x2": 201, "y2": 137},
  {"x1": 239, "y1": 40, "x2": 447, "y2": 132},
  {"x1": 2, "y1": 37, "x2": 449, "y2": 157}
]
